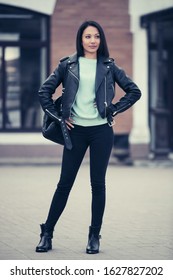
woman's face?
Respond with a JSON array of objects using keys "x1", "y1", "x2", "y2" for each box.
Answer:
[{"x1": 82, "y1": 26, "x2": 100, "y2": 59}]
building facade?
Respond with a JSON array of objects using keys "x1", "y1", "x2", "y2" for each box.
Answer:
[{"x1": 0, "y1": 0, "x2": 173, "y2": 161}]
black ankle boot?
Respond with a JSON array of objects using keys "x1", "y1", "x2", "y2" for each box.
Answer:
[
  {"x1": 35, "y1": 224, "x2": 53, "y2": 253},
  {"x1": 86, "y1": 226, "x2": 101, "y2": 254}
]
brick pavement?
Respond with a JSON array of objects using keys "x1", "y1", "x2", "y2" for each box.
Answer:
[{"x1": 0, "y1": 163, "x2": 173, "y2": 260}]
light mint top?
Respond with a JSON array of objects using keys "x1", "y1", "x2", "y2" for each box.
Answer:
[{"x1": 71, "y1": 57, "x2": 107, "y2": 126}]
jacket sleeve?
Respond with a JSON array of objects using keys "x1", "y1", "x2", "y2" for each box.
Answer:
[
  {"x1": 38, "y1": 59, "x2": 66, "y2": 117},
  {"x1": 109, "y1": 63, "x2": 141, "y2": 116}
]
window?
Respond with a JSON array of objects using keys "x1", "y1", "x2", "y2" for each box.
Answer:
[{"x1": 0, "y1": 4, "x2": 49, "y2": 131}]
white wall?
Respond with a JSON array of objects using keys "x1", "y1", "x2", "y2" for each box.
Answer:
[{"x1": 129, "y1": 0, "x2": 173, "y2": 17}]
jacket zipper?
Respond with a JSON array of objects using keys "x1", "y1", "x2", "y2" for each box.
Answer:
[
  {"x1": 68, "y1": 69, "x2": 79, "y2": 81},
  {"x1": 113, "y1": 102, "x2": 131, "y2": 116},
  {"x1": 104, "y1": 77, "x2": 107, "y2": 117},
  {"x1": 45, "y1": 109, "x2": 62, "y2": 122}
]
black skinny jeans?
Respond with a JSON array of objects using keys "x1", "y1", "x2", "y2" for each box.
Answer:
[{"x1": 45, "y1": 123, "x2": 114, "y2": 232}]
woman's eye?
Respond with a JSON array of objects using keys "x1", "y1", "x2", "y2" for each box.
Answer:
[{"x1": 84, "y1": 34, "x2": 100, "y2": 39}]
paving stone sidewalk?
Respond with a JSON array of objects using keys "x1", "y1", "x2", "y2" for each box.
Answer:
[{"x1": 0, "y1": 163, "x2": 173, "y2": 260}]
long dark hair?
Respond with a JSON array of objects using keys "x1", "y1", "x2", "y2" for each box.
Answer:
[{"x1": 76, "y1": 20, "x2": 109, "y2": 58}]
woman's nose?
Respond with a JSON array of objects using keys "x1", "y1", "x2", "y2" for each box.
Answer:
[{"x1": 91, "y1": 36, "x2": 95, "y2": 43}]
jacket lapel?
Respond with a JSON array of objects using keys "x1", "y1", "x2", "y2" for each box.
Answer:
[
  {"x1": 95, "y1": 57, "x2": 110, "y2": 92},
  {"x1": 67, "y1": 53, "x2": 79, "y2": 81}
]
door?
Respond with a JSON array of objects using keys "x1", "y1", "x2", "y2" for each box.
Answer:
[{"x1": 148, "y1": 17, "x2": 173, "y2": 157}]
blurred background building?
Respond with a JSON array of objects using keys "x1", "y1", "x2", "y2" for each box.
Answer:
[{"x1": 0, "y1": 0, "x2": 173, "y2": 163}]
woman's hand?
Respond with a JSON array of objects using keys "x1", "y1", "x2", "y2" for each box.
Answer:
[{"x1": 65, "y1": 118, "x2": 75, "y2": 130}]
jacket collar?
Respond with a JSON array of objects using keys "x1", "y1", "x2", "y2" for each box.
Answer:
[
  {"x1": 66, "y1": 54, "x2": 113, "y2": 92},
  {"x1": 67, "y1": 53, "x2": 78, "y2": 65},
  {"x1": 67, "y1": 53, "x2": 114, "y2": 65}
]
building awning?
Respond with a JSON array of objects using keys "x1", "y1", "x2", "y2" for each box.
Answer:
[{"x1": 0, "y1": 0, "x2": 56, "y2": 15}]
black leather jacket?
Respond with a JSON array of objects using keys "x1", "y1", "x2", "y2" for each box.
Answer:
[{"x1": 38, "y1": 53, "x2": 141, "y2": 120}]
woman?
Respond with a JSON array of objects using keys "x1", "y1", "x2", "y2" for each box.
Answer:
[{"x1": 36, "y1": 20, "x2": 141, "y2": 254}]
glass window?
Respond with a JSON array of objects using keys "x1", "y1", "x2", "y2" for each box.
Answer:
[
  {"x1": 0, "y1": 4, "x2": 49, "y2": 131},
  {"x1": 5, "y1": 47, "x2": 20, "y2": 128}
]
